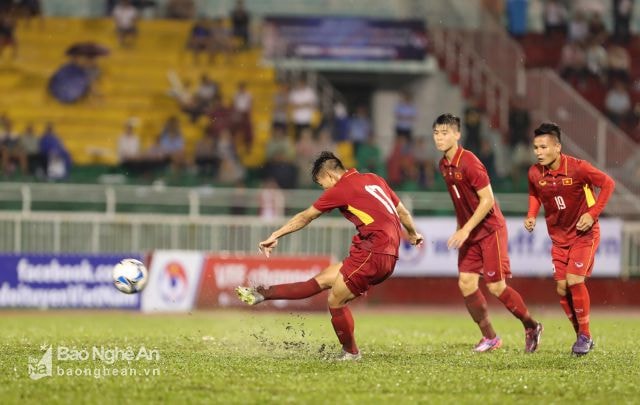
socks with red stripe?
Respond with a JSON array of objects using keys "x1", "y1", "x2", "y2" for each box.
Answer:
[
  {"x1": 559, "y1": 294, "x2": 580, "y2": 334},
  {"x1": 568, "y1": 283, "x2": 591, "y2": 338},
  {"x1": 497, "y1": 286, "x2": 538, "y2": 329},
  {"x1": 329, "y1": 306, "x2": 358, "y2": 354},
  {"x1": 464, "y1": 289, "x2": 496, "y2": 339},
  {"x1": 261, "y1": 278, "x2": 324, "y2": 300}
]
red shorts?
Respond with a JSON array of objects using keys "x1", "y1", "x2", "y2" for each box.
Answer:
[
  {"x1": 340, "y1": 248, "x2": 397, "y2": 296},
  {"x1": 458, "y1": 227, "x2": 511, "y2": 283},
  {"x1": 551, "y1": 235, "x2": 599, "y2": 281}
]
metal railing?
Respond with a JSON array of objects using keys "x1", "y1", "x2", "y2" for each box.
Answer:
[{"x1": 0, "y1": 211, "x2": 638, "y2": 276}]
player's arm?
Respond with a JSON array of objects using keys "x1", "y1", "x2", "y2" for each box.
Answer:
[
  {"x1": 258, "y1": 206, "x2": 323, "y2": 257},
  {"x1": 396, "y1": 201, "x2": 424, "y2": 246},
  {"x1": 576, "y1": 162, "x2": 616, "y2": 231},
  {"x1": 447, "y1": 184, "x2": 494, "y2": 249},
  {"x1": 525, "y1": 172, "x2": 541, "y2": 232}
]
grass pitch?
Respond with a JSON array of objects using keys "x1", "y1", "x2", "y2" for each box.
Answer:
[{"x1": 1, "y1": 309, "x2": 639, "y2": 404}]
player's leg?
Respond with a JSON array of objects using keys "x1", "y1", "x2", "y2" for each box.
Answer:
[
  {"x1": 481, "y1": 229, "x2": 541, "y2": 351},
  {"x1": 328, "y1": 273, "x2": 359, "y2": 359},
  {"x1": 556, "y1": 278, "x2": 580, "y2": 334},
  {"x1": 458, "y1": 241, "x2": 500, "y2": 352},
  {"x1": 235, "y1": 262, "x2": 339, "y2": 305}
]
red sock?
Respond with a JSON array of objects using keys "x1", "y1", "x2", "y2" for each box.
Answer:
[
  {"x1": 559, "y1": 294, "x2": 580, "y2": 334},
  {"x1": 497, "y1": 286, "x2": 537, "y2": 329},
  {"x1": 464, "y1": 289, "x2": 496, "y2": 339},
  {"x1": 568, "y1": 283, "x2": 591, "y2": 338},
  {"x1": 262, "y1": 278, "x2": 324, "y2": 300},
  {"x1": 329, "y1": 307, "x2": 358, "y2": 354}
]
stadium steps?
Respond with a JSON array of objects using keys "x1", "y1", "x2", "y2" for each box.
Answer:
[{"x1": 1, "y1": 17, "x2": 276, "y2": 167}]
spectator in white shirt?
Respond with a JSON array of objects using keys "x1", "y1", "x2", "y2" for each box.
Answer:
[
  {"x1": 112, "y1": 0, "x2": 138, "y2": 48},
  {"x1": 117, "y1": 120, "x2": 140, "y2": 163},
  {"x1": 288, "y1": 78, "x2": 317, "y2": 141}
]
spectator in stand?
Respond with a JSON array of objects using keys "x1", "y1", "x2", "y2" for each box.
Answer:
[
  {"x1": 386, "y1": 136, "x2": 416, "y2": 187},
  {"x1": 347, "y1": 105, "x2": 371, "y2": 154},
  {"x1": 289, "y1": 78, "x2": 317, "y2": 141},
  {"x1": 17, "y1": 123, "x2": 42, "y2": 175},
  {"x1": 181, "y1": 74, "x2": 218, "y2": 122},
  {"x1": 412, "y1": 135, "x2": 438, "y2": 188},
  {"x1": 0, "y1": 12, "x2": 17, "y2": 59},
  {"x1": 508, "y1": 98, "x2": 532, "y2": 183},
  {"x1": 231, "y1": 81, "x2": 253, "y2": 150},
  {"x1": 568, "y1": 11, "x2": 589, "y2": 43},
  {"x1": 588, "y1": 12, "x2": 608, "y2": 44},
  {"x1": 186, "y1": 18, "x2": 211, "y2": 64},
  {"x1": 194, "y1": 130, "x2": 219, "y2": 177},
  {"x1": 613, "y1": 0, "x2": 633, "y2": 44},
  {"x1": 216, "y1": 128, "x2": 245, "y2": 184},
  {"x1": 355, "y1": 133, "x2": 385, "y2": 177},
  {"x1": 112, "y1": 0, "x2": 138, "y2": 48},
  {"x1": 0, "y1": 118, "x2": 25, "y2": 175},
  {"x1": 158, "y1": 116, "x2": 186, "y2": 172},
  {"x1": 272, "y1": 82, "x2": 289, "y2": 132},
  {"x1": 605, "y1": 79, "x2": 632, "y2": 126},
  {"x1": 39, "y1": 123, "x2": 72, "y2": 180},
  {"x1": 478, "y1": 138, "x2": 497, "y2": 180},
  {"x1": 295, "y1": 128, "x2": 319, "y2": 187},
  {"x1": 463, "y1": 99, "x2": 483, "y2": 154},
  {"x1": 117, "y1": 120, "x2": 140, "y2": 164},
  {"x1": 166, "y1": 0, "x2": 195, "y2": 19},
  {"x1": 331, "y1": 101, "x2": 349, "y2": 142},
  {"x1": 264, "y1": 126, "x2": 297, "y2": 189},
  {"x1": 559, "y1": 41, "x2": 588, "y2": 83},
  {"x1": 230, "y1": 0, "x2": 250, "y2": 50},
  {"x1": 394, "y1": 91, "x2": 417, "y2": 141},
  {"x1": 258, "y1": 177, "x2": 285, "y2": 220},
  {"x1": 607, "y1": 44, "x2": 631, "y2": 83},
  {"x1": 209, "y1": 18, "x2": 231, "y2": 63},
  {"x1": 207, "y1": 93, "x2": 233, "y2": 138},
  {"x1": 543, "y1": 0, "x2": 568, "y2": 37},
  {"x1": 585, "y1": 38, "x2": 608, "y2": 81}
]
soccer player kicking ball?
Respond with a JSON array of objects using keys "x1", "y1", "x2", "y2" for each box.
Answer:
[
  {"x1": 433, "y1": 113, "x2": 542, "y2": 353},
  {"x1": 525, "y1": 122, "x2": 615, "y2": 356},
  {"x1": 236, "y1": 151, "x2": 424, "y2": 361}
]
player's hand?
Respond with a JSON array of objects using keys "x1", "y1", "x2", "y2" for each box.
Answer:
[
  {"x1": 524, "y1": 217, "x2": 536, "y2": 232},
  {"x1": 576, "y1": 213, "x2": 595, "y2": 232},
  {"x1": 258, "y1": 237, "x2": 278, "y2": 258},
  {"x1": 409, "y1": 233, "x2": 424, "y2": 247},
  {"x1": 447, "y1": 229, "x2": 469, "y2": 249}
]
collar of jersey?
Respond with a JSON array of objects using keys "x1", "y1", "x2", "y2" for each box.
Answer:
[
  {"x1": 542, "y1": 154, "x2": 568, "y2": 177},
  {"x1": 443, "y1": 145, "x2": 465, "y2": 168},
  {"x1": 338, "y1": 168, "x2": 358, "y2": 184}
]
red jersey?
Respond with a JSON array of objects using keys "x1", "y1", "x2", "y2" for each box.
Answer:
[
  {"x1": 527, "y1": 154, "x2": 615, "y2": 247},
  {"x1": 439, "y1": 146, "x2": 506, "y2": 242},
  {"x1": 313, "y1": 168, "x2": 402, "y2": 256}
]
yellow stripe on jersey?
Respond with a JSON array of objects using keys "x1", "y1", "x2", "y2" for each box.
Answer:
[
  {"x1": 583, "y1": 185, "x2": 596, "y2": 208},
  {"x1": 347, "y1": 205, "x2": 374, "y2": 225}
]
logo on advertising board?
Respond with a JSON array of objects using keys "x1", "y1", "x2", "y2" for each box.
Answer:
[
  {"x1": 141, "y1": 251, "x2": 204, "y2": 312},
  {"x1": 160, "y1": 262, "x2": 188, "y2": 303},
  {"x1": 196, "y1": 255, "x2": 331, "y2": 310}
]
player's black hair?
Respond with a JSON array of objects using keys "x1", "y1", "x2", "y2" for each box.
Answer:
[
  {"x1": 432, "y1": 113, "x2": 461, "y2": 131},
  {"x1": 311, "y1": 151, "x2": 345, "y2": 183},
  {"x1": 534, "y1": 122, "x2": 562, "y2": 143}
]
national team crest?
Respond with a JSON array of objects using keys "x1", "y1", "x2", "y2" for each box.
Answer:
[
  {"x1": 538, "y1": 180, "x2": 547, "y2": 186},
  {"x1": 562, "y1": 178, "x2": 573, "y2": 186},
  {"x1": 454, "y1": 172, "x2": 462, "y2": 180}
]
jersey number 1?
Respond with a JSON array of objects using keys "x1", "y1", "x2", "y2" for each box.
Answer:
[
  {"x1": 365, "y1": 185, "x2": 398, "y2": 216},
  {"x1": 554, "y1": 196, "x2": 566, "y2": 210}
]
